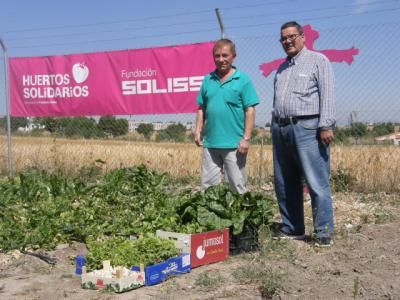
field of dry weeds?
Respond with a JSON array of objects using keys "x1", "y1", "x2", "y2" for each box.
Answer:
[{"x1": 1, "y1": 136, "x2": 399, "y2": 193}]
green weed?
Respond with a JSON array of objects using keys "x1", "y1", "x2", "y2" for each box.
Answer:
[
  {"x1": 232, "y1": 259, "x2": 286, "y2": 298},
  {"x1": 353, "y1": 276, "x2": 360, "y2": 299},
  {"x1": 258, "y1": 224, "x2": 297, "y2": 263},
  {"x1": 373, "y1": 208, "x2": 397, "y2": 224},
  {"x1": 331, "y1": 166, "x2": 356, "y2": 192},
  {"x1": 195, "y1": 270, "x2": 224, "y2": 288}
]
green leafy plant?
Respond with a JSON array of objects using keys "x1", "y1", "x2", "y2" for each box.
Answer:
[
  {"x1": 85, "y1": 236, "x2": 178, "y2": 271},
  {"x1": 176, "y1": 185, "x2": 275, "y2": 235},
  {"x1": 0, "y1": 165, "x2": 275, "y2": 255},
  {"x1": 0, "y1": 165, "x2": 182, "y2": 251}
]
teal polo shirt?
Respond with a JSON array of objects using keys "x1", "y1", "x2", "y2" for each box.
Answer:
[{"x1": 196, "y1": 69, "x2": 259, "y2": 148}]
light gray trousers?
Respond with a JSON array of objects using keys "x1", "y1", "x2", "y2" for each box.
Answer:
[{"x1": 201, "y1": 148, "x2": 247, "y2": 194}]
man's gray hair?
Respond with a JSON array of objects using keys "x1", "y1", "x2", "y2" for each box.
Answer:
[{"x1": 281, "y1": 21, "x2": 303, "y2": 34}]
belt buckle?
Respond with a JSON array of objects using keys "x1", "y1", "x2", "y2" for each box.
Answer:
[
  {"x1": 275, "y1": 116, "x2": 297, "y2": 125},
  {"x1": 275, "y1": 116, "x2": 286, "y2": 125}
]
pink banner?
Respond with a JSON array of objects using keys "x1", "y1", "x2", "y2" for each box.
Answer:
[{"x1": 10, "y1": 42, "x2": 215, "y2": 117}]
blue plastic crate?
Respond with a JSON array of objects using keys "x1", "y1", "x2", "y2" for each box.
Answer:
[{"x1": 132, "y1": 253, "x2": 191, "y2": 286}]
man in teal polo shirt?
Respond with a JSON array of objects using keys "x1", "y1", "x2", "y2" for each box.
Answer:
[{"x1": 194, "y1": 38, "x2": 259, "y2": 194}]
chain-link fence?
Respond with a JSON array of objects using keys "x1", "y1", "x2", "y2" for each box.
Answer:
[{"x1": 1, "y1": 23, "x2": 399, "y2": 192}]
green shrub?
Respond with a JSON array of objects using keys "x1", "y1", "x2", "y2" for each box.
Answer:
[{"x1": 331, "y1": 166, "x2": 355, "y2": 192}]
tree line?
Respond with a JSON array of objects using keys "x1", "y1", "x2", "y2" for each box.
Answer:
[
  {"x1": 334, "y1": 122, "x2": 396, "y2": 144},
  {"x1": 0, "y1": 116, "x2": 189, "y2": 142},
  {"x1": 0, "y1": 117, "x2": 397, "y2": 144}
]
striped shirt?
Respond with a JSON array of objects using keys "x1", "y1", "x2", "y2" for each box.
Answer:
[{"x1": 273, "y1": 47, "x2": 336, "y2": 128}]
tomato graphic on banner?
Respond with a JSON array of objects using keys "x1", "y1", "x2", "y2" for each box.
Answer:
[{"x1": 72, "y1": 63, "x2": 89, "y2": 84}]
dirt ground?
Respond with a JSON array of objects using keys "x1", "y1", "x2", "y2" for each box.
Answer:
[{"x1": 1, "y1": 192, "x2": 399, "y2": 300}]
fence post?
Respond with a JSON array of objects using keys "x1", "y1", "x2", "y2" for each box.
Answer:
[
  {"x1": 258, "y1": 136, "x2": 264, "y2": 187},
  {"x1": 214, "y1": 8, "x2": 225, "y2": 39},
  {"x1": 0, "y1": 37, "x2": 13, "y2": 177}
]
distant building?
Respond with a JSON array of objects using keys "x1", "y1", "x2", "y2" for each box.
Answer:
[
  {"x1": 184, "y1": 122, "x2": 195, "y2": 131},
  {"x1": 17, "y1": 117, "x2": 45, "y2": 132},
  {"x1": 128, "y1": 120, "x2": 144, "y2": 132},
  {"x1": 375, "y1": 132, "x2": 400, "y2": 146},
  {"x1": 127, "y1": 120, "x2": 195, "y2": 132}
]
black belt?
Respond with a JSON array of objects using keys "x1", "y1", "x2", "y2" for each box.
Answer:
[{"x1": 273, "y1": 114, "x2": 319, "y2": 126}]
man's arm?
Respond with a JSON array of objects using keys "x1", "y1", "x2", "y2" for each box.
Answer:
[
  {"x1": 194, "y1": 106, "x2": 204, "y2": 147},
  {"x1": 238, "y1": 106, "x2": 255, "y2": 154},
  {"x1": 317, "y1": 56, "x2": 336, "y2": 146}
]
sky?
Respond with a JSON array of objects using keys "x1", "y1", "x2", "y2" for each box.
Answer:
[{"x1": 0, "y1": 0, "x2": 399, "y2": 125}]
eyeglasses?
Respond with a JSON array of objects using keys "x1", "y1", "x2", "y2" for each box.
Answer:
[{"x1": 280, "y1": 33, "x2": 302, "y2": 43}]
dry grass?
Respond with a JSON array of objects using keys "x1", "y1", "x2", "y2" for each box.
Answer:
[
  {"x1": 0, "y1": 136, "x2": 203, "y2": 179},
  {"x1": 332, "y1": 145, "x2": 400, "y2": 192},
  {"x1": 1, "y1": 136, "x2": 399, "y2": 192}
]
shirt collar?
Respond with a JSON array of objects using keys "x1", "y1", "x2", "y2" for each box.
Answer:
[
  {"x1": 287, "y1": 46, "x2": 307, "y2": 66},
  {"x1": 211, "y1": 66, "x2": 240, "y2": 80}
]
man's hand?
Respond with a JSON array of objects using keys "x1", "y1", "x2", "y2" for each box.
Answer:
[
  {"x1": 194, "y1": 132, "x2": 203, "y2": 147},
  {"x1": 238, "y1": 138, "x2": 250, "y2": 154},
  {"x1": 319, "y1": 129, "x2": 334, "y2": 146},
  {"x1": 194, "y1": 106, "x2": 204, "y2": 147}
]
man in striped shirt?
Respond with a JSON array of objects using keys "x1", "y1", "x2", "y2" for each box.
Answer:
[{"x1": 272, "y1": 21, "x2": 335, "y2": 247}]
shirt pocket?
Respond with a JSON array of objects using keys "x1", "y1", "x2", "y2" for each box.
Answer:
[
  {"x1": 224, "y1": 88, "x2": 242, "y2": 107},
  {"x1": 293, "y1": 75, "x2": 312, "y2": 96}
]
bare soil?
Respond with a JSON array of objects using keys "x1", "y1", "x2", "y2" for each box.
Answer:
[{"x1": 1, "y1": 192, "x2": 399, "y2": 300}]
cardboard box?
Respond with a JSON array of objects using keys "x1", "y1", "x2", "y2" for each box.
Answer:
[
  {"x1": 156, "y1": 228, "x2": 229, "y2": 268},
  {"x1": 81, "y1": 268, "x2": 145, "y2": 293},
  {"x1": 132, "y1": 253, "x2": 191, "y2": 286}
]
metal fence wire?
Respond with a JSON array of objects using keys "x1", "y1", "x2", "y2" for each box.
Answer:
[{"x1": 0, "y1": 22, "x2": 399, "y2": 192}]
